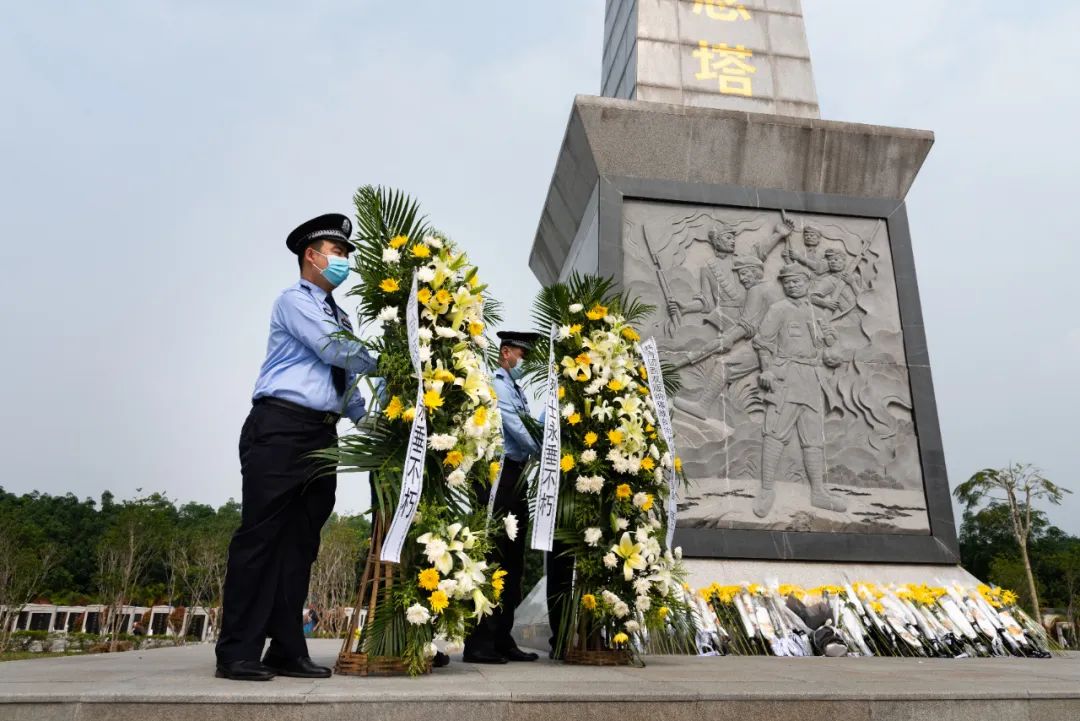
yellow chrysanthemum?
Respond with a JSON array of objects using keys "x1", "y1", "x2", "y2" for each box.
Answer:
[
  {"x1": 674, "y1": 457, "x2": 683, "y2": 472},
  {"x1": 640, "y1": 457, "x2": 655, "y2": 471},
  {"x1": 621, "y1": 327, "x2": 640, "y2": 342},
  {"x1": 411, "y1": 244, "x2": 431, "y2": 258},
  {"x1": 637, "y1": 385, "x2": 649, "y2": 395},
  {"x1": 607, "y1": 429, "x2": 624, "y2": 445},
  {"x1": 607, "y1": 379, "x2": 624, "y2": 392},
  {"x1": 383, "y1": 395, "x2": 404, "y2": 420},
  {"x1": 582, "y1": 594, "x2": 597, "y2": 610},
  {"x1": 638, "y1": 365, "x2": 648, "y2": 379},
  {"x1": 560, "y1": 454, "x2": 576, "y2": 472},
  {"x1": 569, "y1": 323, "x2": 583, "y2": 335},
  {"x1": 434, "y1": 288, "x2": 452, "y2": 305},
  {"x1": 379, "y1": 278, "x2": 400, "y2": 293},
  {"x1": 640, "y1": 494, "x2": 654, "y2": 512},
  {"x1": 389, "y1": 235, "x2": 408, "y2": 249},
  {"x1": 558, "y1": 386, "x2": 566, "y2": 400},
  {"x1": 423, "y1": 389, "x2": 444, "y2": 411},
  {"x1": 612, "y1": 632, "x2": 629, "y2": 645},
  {"x1": 575, "y1": 352, "x2": 591, "y2": 366},
  {"x1": 429, "y1": 590, "x2": 449, "y2": 613},
  {"x1": 489, "y1": 461, "x2": 500, "y2": 482},
  {"x1": 418, "y1": 567, "x2": 441, "y2": 591},
  {"x1": 584, "y1": 431, "x2": 598, "y2": 446},
  {"x1": 492, "y1": 569, "x2": 508, "y2": 598},
  {"x1": 469, "y1": 321, "x2": 484, "y2": 336},
  {"x1": 658, "y1": 606, "x2": 669, "y2": 619},
  {"x1": 473, "y1": 406, "x2": 488, "y2": 426},
  {"x1": 445, "y1": 450, "x2": 464, "y2": 467},
  {"x1": 568, "y1": 413, "x2": 581, "y2": 425},
  {"x1": 586, "y1": 304, "x2": 608, "y2": 320},
  {"x1": 417, "y1": 287, "x2": 432, "y2": 304},
  {"x1": 402, "y1": 406, "x2": 416, "y2": 422},
  {"x1": 616, "y1": 483, "x2": 632, "y2": 500}
]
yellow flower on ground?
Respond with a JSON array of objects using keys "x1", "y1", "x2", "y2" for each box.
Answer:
[
  {"x1": 379, "y1": 278, "x2": 400, "y2": 293},
  {"x1": 417, "y1": 287, "x2": 432, "y2": 304},
  {"x1": 418, "y1": 568, "x2": 441, "y2": 591},
  {"x1": 444, "y1": 450, "x2": 464, "y2": 467},
  {"x1": 582, "y1": 594, "x2": 597, "y2": 610},
  {"x1": 612, "y1": 632, "x2": 629, "y2": 645},
  {"x1": 402, "y1": 406, "x2": 416, "y2": 422},
  {"x1": 640, "y1": 457, "x2": 655, "y2": 471},
  {"x1": 1001, "y1": 590, "x2": 1019, "y2": 605},
  {"x1": 586, "y1": 304, "x2": 608, "y2": 320},
  {"x1": 389, "y1": 235, "x2": 408, "y2": 249},
  {"x1": 616, "y1": 483, "x2": 632, "y2": 500},
  {"x1": 674, "y1": 456, "x2": 683, "y2": 472},
  {"x1": 621, "y1": 327, "x2": 640, "y2": 342},
  {"x1": 429, "y1": 590, "x2": 449, "y2": 613},
  {"x1": 607, "y1": 429, "x2": 624, "y2": 445},
  {"x1": 568, "y1": 413, "x2": 581, "y2": 425},
  {"x1": 584, "y1": 431, "x2": 598, "y2": 446},
  {"x1": 489, "y1": 461, "x2": 500, "y2": 483},
  {"x1": 607, "y1": 379, "x2": 624, "y2": 392},
  {"x1": 469, "y1": 321, "x2": 484, "y2": 336},
  {"x1": 384, "y1": 395, "x2": 404, "y2": 420},
  {"x1": 423, "y1": 388, "x2": 444, "y2": 411},
  {"x1": 560, "y1": 454, "x2": 576, "y2": 472},
  {"x1": 411, "y1": 244, "x2": 431, "y2": 258},
  {"x1": 569, "y1": 323, "x2": 583, "y2": 335}
]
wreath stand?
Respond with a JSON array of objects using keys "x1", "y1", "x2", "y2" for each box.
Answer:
[{"x1": 335, "y1": 515, "x2": 430, "y2": 676}]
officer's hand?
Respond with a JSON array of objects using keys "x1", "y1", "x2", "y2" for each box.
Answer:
[
  {"x1": 758, "y1": 371, "x2": 775, "y2": 391},
  {"x1": 839, "y1": 271, "x2": 854, "y2": 285},
  {"x1": 668, "y1": 300, "x2": 682, "y2": 316},
  {"x1": 776, "y1": 219, "x2": 795, "y2": 238},
  {"x1": 824, "y1": 299, "x2": 840, "y2": 311}
]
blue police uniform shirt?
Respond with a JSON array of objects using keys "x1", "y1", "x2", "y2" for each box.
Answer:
[
  {"x1": 252, "y1": 279, "x2": 377, "y2": 422},
  {"x1": 493, "y1": 367, "x2": 540, "y2": 462}
]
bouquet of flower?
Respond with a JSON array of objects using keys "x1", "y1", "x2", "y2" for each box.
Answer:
[
  {"x1": 326, "y1": 186, "x2": 506, "y2": 675},
  {"x1": 527, "y1": 274, "x2": 694, "y2": 662}
]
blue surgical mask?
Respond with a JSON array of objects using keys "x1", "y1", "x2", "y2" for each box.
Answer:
[
  {"x1": 314, "y1": 250, "x2": 350, "y2": 287},
  {"x1": 508, "y1": 357, "x2": 525, "y2": 381}
]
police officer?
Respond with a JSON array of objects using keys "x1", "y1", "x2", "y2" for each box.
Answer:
[
  {"x1": 215, "y1": 214, "x2": 378, "y2": 681},
  {"x1": 463, "y1": 331, "x2": 542, "y2": 664}
]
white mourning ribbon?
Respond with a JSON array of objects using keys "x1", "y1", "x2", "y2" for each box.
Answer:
[
  {"x1": 380, "y1": 273, "x2": 427, "y2": 563},
  {"x1": 530, "y1": 324, "x2": 561, "y2": 552},
  {"x1": 640, "y1": 337, "x2": 679, "y2": 549}
]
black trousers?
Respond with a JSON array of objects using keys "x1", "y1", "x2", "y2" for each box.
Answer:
[
  {"x1": 465, "y1": 459, "x2": 528, "y2": 654},
  {"x1": 546, "y1": 539, "x2": 574, "y2": 653},
  {"x1": 215, "y1": 402, "x2": 337, "y2": 664}
]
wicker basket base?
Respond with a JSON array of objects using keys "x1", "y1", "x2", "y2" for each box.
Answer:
[
  {"x1": 563, "y1": 647, "x2": 633, "y2": 666},
  {"x1": 335, "y1": 651, "x2": 432, "y2": 677}
]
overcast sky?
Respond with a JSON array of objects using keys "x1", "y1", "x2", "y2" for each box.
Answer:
[{"x1": 2, "y1": 1, "x2": 1077, "y2": 534}]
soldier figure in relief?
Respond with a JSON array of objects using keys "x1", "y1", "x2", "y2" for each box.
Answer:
[
  {"x1": 751, "y1": 264, "x2": 847, "y2": 518},
  {"x1": 783, "y1": 224, "x2": 829, "y2": 276},
  {"x1": 810, "y1": 247, "x2": 863, "y2": 316}
]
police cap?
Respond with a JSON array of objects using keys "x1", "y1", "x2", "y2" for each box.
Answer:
[
  {"x1": 496, "y1": 331, "x2": 541, "y2": 353},
  {"x1": 286, "y1": 213, "x2": 355, "y2": 254}
]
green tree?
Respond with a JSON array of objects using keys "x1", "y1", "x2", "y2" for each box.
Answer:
[{"x1": 954, "y1": 463, "x2": 1071, "y2": 617}]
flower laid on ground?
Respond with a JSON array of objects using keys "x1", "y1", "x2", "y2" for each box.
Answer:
[
  {"x1": 323, "y1": 186, "x2": 506, "y2": 676},
  {"x1": 527, "y1": 273, "x2": 693, "y2": 661}
]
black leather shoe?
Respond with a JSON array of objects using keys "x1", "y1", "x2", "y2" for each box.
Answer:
[
  {"x1": 261, "y1": 655, "x2": 332, "y2": 678},
  {"x1": 462, "y1": 649, "x2": 508, "y2": 664},
  {"x1": 501, "y1": 647, "x2": 539, "y2": 662},
  {"x1": 432, "y1": 651, "x2": 451, "y2": 668},
  {"x1": 215, "y1": 660, "x2": 276, "y2": 681}
]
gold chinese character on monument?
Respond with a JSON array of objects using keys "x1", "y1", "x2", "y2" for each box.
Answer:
[
  {"x1": 693, "y1": 41, "x2": 756, "y2": 96},
  {"x1": 692, "y1": 0, "x2": 751, "y2": 22}
]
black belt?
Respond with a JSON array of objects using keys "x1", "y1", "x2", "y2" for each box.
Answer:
[{"x1": 253, "y1": 397, "x2": 340, "y2": 425}]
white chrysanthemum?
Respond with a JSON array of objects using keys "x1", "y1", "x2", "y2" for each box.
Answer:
[
  {"x1": 633, "y1": 492, "x2": 650, "y2": 508},
  {"x1": 423, "y1": 234, "x2": 443, "y2": 248},
  {"x1": 447, "y1": 469, "x2": 467, "y2": 487},
  {"x1": 569, "y1": 303, "x2": 584, "y2": 313},
  {"x1": 417, "y1": 266, "x2": 436, "y2": 283},
  {"x1": 649, "y1": 444, "x2": 660, "y2": 459},
  {"x1": 633, "y1": 578, "x2": 651, "y2": 596},
  {"x1": 435, "y1": 326, "x2": 458, "y2": 338},
  {"x1": 604, "y1": 315, "x2": 617, "y2": 325},
  {"x1": 584, "y1": 527, "x2": 603, "y2": 546},
  {"x1": 418, "y1": 346, "x2": 433, "y2": 362},
  {"x1": 377, "y1": 306, "x2": 400, "y2": 323},
  {"x1": 406, "y1": 603, "x2": 431, "y2": 625},
  {"x1": 584, "y1": 379, "x2": 604, "y2": 396},
  {"x1": 615, "y1": 517, "x2": 629, "y2": 531},
  {"x1": 418, "y1": 327, "x2": 433, "y2": 342},
  {"x1": 382, "y1": 247, "x2": 400, "y2": 264},
  {"x1": 613, "y1": 601, "x2": 630, "y2": 618},
  {"x1": 558, "y1": 324, "x2": 573, "y2": 340},
  {"x1": 625, "y1": 619, "x2": 641, "y2": 633},
  {"x1": 473, "y1": 334, "x2": 488, "y2": 349},
  {"x1": 661, "y1": 452, "x2": 672, "y2": 468},
  {"x1": 601, "y1": 590, "x2": 620, "y2": 605},
  {"x1": 561, "y1": 402, "x2": 575, "y2": 418},
  {"x1": 673, "y1": 546, "x2": 683, "y2": 560},
  {"x1": 580, "y1": 449, "x2": 597, "y2": 463},
  {"x1": 428, "y1": 434, "x2": 458, "y2": 451},
  {"x1": 654, "y1": 467, "x2": 664, "y2": 485},
  {"x1": 635, "y1": 596, "x2": 651, "y2": 612},
  {"x1": 504, "y1": 513, "x2": 518, "y2": 541},
  {"x1": 438, "y1": 578, "x2": 459, "y2": 597},
  {"x1": 603, "y1": 552, "x2": 618, "y2": 569}
]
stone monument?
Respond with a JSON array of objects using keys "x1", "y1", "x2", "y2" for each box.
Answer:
[{"x1": 530, "y1": 0, "x2": 959, "y2": 577}]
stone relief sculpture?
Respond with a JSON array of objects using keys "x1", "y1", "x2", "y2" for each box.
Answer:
[{"x1": 622, "y1": 201, "x2": 930, "y2": 535}]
